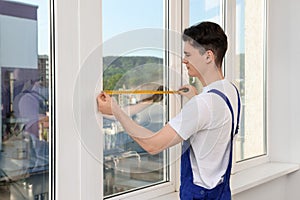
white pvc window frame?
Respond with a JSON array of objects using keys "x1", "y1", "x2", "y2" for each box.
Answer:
[
  {"x1": 54, "y1": 0, "x2": 183, "y2": 199},
  {"x1": 224, "y1": 0, "x2": 269, "y2": 173},
  {"x1": 181, "y1": 0, "x2": 269, "y2": 173},
  {"x1": 54, "y1": 0, "x2": 269, "y2": 199}
]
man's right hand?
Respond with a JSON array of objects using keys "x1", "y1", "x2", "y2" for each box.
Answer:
[
  {"x1": 139, "y1": 85, "x2": 164, "y2": 103},
  {"x1": 178, "y1": 85, "x2": 198, "y2": 99}
]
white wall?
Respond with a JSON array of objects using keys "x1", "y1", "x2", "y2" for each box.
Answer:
[
  {"x1": 272, "y1": 0, "x2": 300, "y2": 198},
  {"x1": 233, "y1": 176, "x2": 287, "y2": 200},
  {"x1": 233, "y1": 0, "x2": 300, "y2": 199}
]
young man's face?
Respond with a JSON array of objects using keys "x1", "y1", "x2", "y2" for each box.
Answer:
[{"x1": 182, "y1": 41, "x2": 207, "y2": 78}]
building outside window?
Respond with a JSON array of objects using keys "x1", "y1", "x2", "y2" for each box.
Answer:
[{"x1": 234, "y1": 0, "x2": 267, "y2": 162}]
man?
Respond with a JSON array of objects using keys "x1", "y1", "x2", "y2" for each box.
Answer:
[
  {"x1": 97, "y1": 21, "x2": 240, "y2": 199},
  {"x1": 13, "y1": 79, "x2": 49, "y2": 171},
  {"x1": 13, "y1": 79, "x2": 48, "y2": 139}
]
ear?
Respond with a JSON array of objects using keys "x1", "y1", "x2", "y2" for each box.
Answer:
[{"x1": 205, "y1": 50, "x2": 214, "y2": 64}]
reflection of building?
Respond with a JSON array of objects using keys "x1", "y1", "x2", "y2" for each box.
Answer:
[
  {"x1": 0, "y1": 1, "x2": 38, "y2": 69},
  {"x1": 0, "y1": 0, "x2": 38, "y2": 149},
  {"x1": 38, "y1": 55, "x2": 49, "y2": 87},
  {"x1": 0, "y1": 1, "x2": 48, "y2": 199}
]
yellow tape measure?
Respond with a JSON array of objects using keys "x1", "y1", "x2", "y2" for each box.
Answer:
[
  {"x1": 103, "y1": 90, "x2": 176, "y2": 95},
  {"x1": 103, "y1": 88, "x2": 188, "y2": 95}
]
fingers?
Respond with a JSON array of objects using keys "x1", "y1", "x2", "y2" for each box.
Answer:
[
  {"x1": 96, "y1": 93, "x2": 104, "y2": 111},
  {"x1": 178, "y1": 87, "x2": 189, "y2": 93},
  {"x1": 178, "y1": 85, "x2": 191, "y2": 95},
  {"x1": 153, "y1": 85, "x2": 164, "y2": 102},
  {"x1": 157, "y1": 85, "x2": 164, "y2": 91},
  {"x1": 97, "y1": 92, "x2": 114, "y2": 115},
  {"x1": 178, "y1": 85, "x2": 197, "y2": 99},
  {"x1": 97, "y1": 91, "x2": 110, "y2": 102}
]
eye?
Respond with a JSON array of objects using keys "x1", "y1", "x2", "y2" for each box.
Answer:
[{"x1": 183, "y1": 51, "x2": 191, "y2": 58}]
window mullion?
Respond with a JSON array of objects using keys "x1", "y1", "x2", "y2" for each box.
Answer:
[{"x1": 224, "y1": 0, "x2": 237, "y2": 82}]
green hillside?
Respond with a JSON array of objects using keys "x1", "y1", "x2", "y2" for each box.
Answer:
[{"x1": 103, "y1": 56, "x2": 164, "y2": 90}]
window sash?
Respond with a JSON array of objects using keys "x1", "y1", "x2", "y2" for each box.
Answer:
[
  {"x1": 224, "y1": 0, "x2": 269, "y2": 171},
  {"x1": 101, "y1": 0, "x2": 183, "y2": 199}
]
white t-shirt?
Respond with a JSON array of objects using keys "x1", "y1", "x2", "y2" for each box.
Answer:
[{"x1": 168, "y1": 79, "x2": 239, "y2": 189}]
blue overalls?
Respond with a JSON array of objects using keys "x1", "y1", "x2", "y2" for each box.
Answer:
[{"x1": 180, "y1": 86, "x2": 241, "y2": 200}]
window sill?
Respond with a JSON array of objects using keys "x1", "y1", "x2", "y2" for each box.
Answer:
[
  {"x1": 231, "y1": 161, "x2": 300, "y2": 195},
  {"x1": 154, "y1": 162, "x2": 300, "y2": 200}
]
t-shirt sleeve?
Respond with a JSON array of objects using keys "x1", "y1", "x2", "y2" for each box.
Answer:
[{"x1": 168, "y1": 96, "x2": 211, "y2": 140}]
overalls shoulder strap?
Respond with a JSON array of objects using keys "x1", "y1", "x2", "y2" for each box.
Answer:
[
  {"x1": 208, "y1": 84, "x2": 241, "y2": 197},
  {"x1": 208, "y1": 83, "x2": 241, "y2": 137}
]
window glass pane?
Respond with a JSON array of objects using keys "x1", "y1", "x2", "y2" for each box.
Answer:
[
  {"x1": 187, "y1": 0, "x2": 222, "y2": 90},
  {"x1": 0, "y1": 0, "x2": 50, "y2": 199},
  {"x1": 190, "y1": 0, "x2": 222, "y2": 24},
  {"x1": 235, "y1": 0, "x2": 267, "y2": 161},
  {"x1": 102, "y1": 0, "x2": 167, "y2": 197}
]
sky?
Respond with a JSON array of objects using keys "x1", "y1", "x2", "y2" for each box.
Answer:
[
  {"x1": 102, "y1": 0, "x2": 221, "y2": 42},
  {"x1": 189, "y1": 0, "x2": 221, "y2": 25},
  {"x1": 5, "y1": 0, "x2": 244, "y2": 56},
  {"x1": 102, "y1": 0, "x2": 235, "y2": 57},
  {"x1": 102, "y1": 0, "x2": 163, "y2": 42}
]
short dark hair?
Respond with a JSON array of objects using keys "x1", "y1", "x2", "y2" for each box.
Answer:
[{"x1": 183, "y1": 21, "x2": 228, "y2": 67}]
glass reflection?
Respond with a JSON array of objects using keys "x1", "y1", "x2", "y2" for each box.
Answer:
[
  {"x1": 0, "y1": 0, "x2": 49, "y2": 199},
  {"x1": 102, "y1": 0, "x2": 167, "y2": 197},
  {"x1": 188, "y1": 0, "x2": 222, "y2": 91},
  {"x1": 103, "y1": 55, "x2": 166, "y2": 196}
]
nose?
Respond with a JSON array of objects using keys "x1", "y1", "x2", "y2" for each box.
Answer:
[{"x1": 182, "y1": 59, "x2": 189, "y2": 64}]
